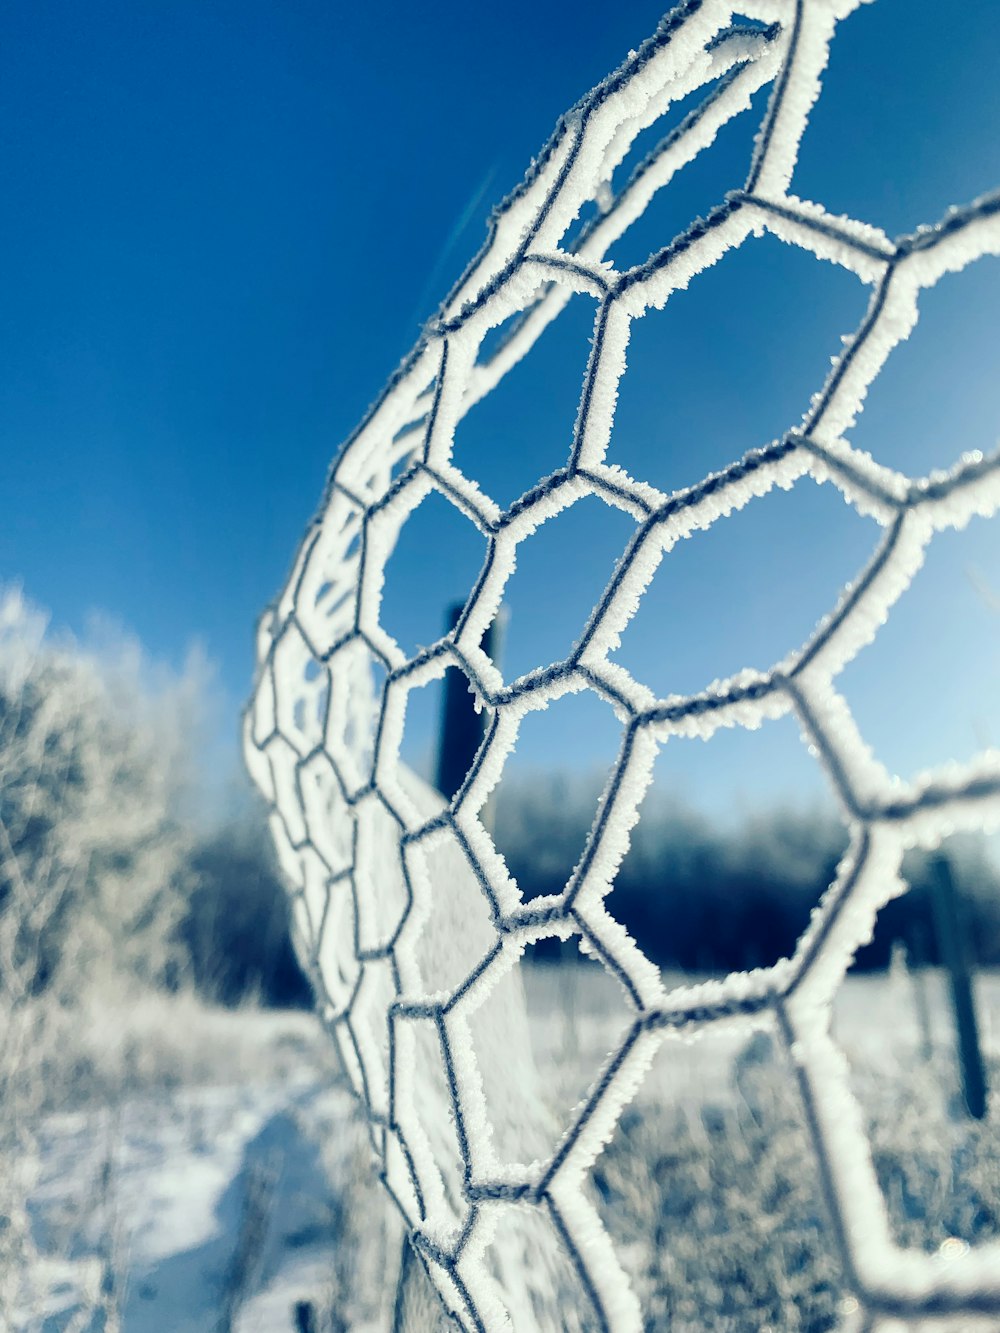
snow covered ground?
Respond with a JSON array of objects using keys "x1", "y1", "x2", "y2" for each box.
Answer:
[
  {"x1": 21, "y1": 969, "x2": 1000, "y2": 1331},
  {"x1": 32, "y1": 1080, "x2": 350, "y2": 1331},
  {"x1": 19, "y1": 1005, "x2": 393, "y2": 1333}
]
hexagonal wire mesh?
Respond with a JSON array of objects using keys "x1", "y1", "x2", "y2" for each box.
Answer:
[{"x1": 244, "y1": 1, "x2": 1000, "y2": 1327}]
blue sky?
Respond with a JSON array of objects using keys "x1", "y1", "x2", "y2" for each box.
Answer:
[{"x1": 2, "y1": 0, "x2": 999, "y2": 819}]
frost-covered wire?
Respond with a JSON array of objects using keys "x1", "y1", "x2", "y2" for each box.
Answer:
[{"x1": 244, "y1": 2, "x2": 1000, "y2": 1328}]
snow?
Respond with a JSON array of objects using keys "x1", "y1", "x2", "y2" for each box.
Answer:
[
  {"x1": 28, "y1": 1057, "x2": 367, "y2": 1332},
  {"x1": 25, "y1": 973, "x2": 1000, "y2": 1329}
]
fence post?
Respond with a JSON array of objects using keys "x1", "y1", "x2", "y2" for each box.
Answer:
[
  {"x1": 390, "y1": 605, "x2": 507, "y2": 1327},
  {"x1": 930, "y1": 854, "x2": 987, "y2": 1120},
  {"x1": 292, "y1": 1301, "x2": 317, "y2": 1333},
  {"x1": 435, "y1": 605, "x2": 504, "y2": 815}
]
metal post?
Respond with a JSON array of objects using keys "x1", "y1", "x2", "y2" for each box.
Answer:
[
  {"x1": 930, "y1": 854, "x2": 987, "y2": 1120},
  {"x1": 292, "y1": 1301, "x2": 317, "y2": 1333},
  {"x1": 435, "y1": 604, "x2": 504, "y2": 808}
]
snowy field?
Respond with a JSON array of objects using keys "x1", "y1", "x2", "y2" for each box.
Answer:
[
  {"x1": 21, "y1": 969, "x2": 1000, "y2": 1331},
  {"x1": 20, "y1": 1004, "x2": 395, "y2": 1333}
]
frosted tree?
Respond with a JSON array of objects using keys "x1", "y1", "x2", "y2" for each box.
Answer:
[
  {"x1": 0, "y1": 587, "x2": 202, "y2": 1311},
  {"x1": 0, "y1": 589, "x2": 201, "y2": 997}
]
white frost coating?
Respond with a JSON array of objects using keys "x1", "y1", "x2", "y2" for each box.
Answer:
[
  {"x1": 621, "y1": 205, "x2": 757, "y2": 315},
  {"x1": 789, "y1": 823, "x2": 906, "y2": 1013},
  {"x1": 750, "y1": 192, "x2": 893, "y2": 282},
  {"x1": 588, "y1": 460, "x2": 666, "y2": 518},
  {"x1": 801, "y1": 435, "x2": 908, "y2": 522},
  {"x1": 573, "y1": 301, "x2": 632, "y2": 472},
  {"x1": 528, "y1": 6, "x2": 721, "y2": 257},
  {"x1": 569, "y1": 726, "x2": 660, "y2": 910},
  {"x1": 794, "y1": 1026, "x2": 900, "y2": 1286},
  {"x1": 585, "y1": 658, "x2": 658, "y2": 718},
  {"x1": 425, "y1": 333, "x2": 481, "y2": 472},
  {"x1": 578, "y1": 43, "x2": 781, "y2": 264},
  {"x1": 339, "y1": 344, "x2": 441, "y2": 497},
  {"x1": 809, "y1": 266, "x2": 922, "y2": 440},
  {"x1": 267, "y1": 806, "x2": 302, "y2": 892},
  {"x1": 243, "y1": 710, "x2": 274, "y2": 797},
  {"x1": 443, "y1": 129, "x2": 577, "y2": 322},
  {"x1": 749, "y1": 0, "x2": 839, "y2": 198},
  {"x1": 350, "y1": 957, "x2": 396, "y2": 1116},
  {"x1": 462, "y1": 283, "x2": 577, "y2": 416},
  {"x1": 594, "y1": 25, "x2": 781, "y2": 233},
  {"x1": 897, "y1": 199, "x2": 1000, "y2": 292},
  {"x1": 244, "y1": 1, "x2": 1000, "y2": 1328},
  {"x1": 789, "y1": 509, "x2": 931, "y2": 688},
  {"x1": 577, "y1": 525, "x2": 665, "y2": 664},
  {"x1": 427, "y1": 461, "x2": 503, "y2": 531},
  {"x1": 264, "y1": 736, "x2": 308, "y2": 848},
  {"x1": 644, "y1": 672, "x2": 792, "y2": 743},
  {"x1": 316, "y1": 884, "x2": 358, "y2": 1013},
  {"x1": 894, "y1": 751, "x2": 1000, "y2": 851},
  {"x1": 575, "y1": 898, "x2": 667, "y2": 1010},
  {"x1": 920, "y1": 453, "x2": 1000, "y2": 532}
]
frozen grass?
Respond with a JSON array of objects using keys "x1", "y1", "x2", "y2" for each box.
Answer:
[
  {"x1": 17, "y1": 989, "x2": 396, "y2": 1332},
  {"x1": 18, "y1": 971, "x2": 1000, "y2": 1331},
  {"x1": 595, "y1": 1042, "x2": 843, "y2": 1333},
  {"x1": 33, "y1": 987, "x2": 338, "y2": 1112},
  {"x1": 594, "y1": 1034, "x2": 1000, "y2": 1332}
]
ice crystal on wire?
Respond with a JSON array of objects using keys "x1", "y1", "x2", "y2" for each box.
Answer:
[{"x1": 245, "y1": 2, "x2": 1000, "y2": 1327}]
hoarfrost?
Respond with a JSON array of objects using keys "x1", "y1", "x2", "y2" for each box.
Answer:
[{"x1": 245, "y1": 0, "x2": 1000, "y2": 1327}]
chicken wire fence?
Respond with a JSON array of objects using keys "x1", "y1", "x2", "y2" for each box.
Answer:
[{"x1": 244, "y1": 0, "x2": 1000, "y2": 1327}]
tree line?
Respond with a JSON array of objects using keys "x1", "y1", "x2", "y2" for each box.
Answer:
[
  {"x1": 493, "y1": 773, "x2": 1000, "y2": 972},
  {"x1": 2, "y1": 587, "x2": 996, "y2": 1011}
]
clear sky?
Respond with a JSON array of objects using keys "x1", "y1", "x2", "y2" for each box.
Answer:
[{"x1": 2, "y1": 0, "x2": 999, "y2": 820}]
